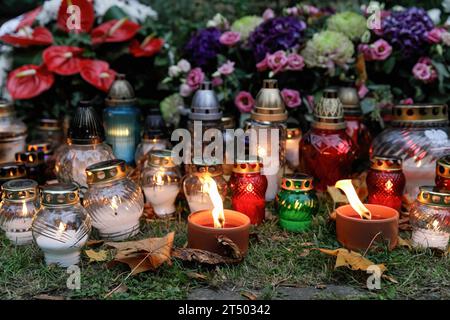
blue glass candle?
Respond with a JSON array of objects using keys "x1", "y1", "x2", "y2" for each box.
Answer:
[{"x1": 104, "y1": 74, "x2": 141, "y2": 164}]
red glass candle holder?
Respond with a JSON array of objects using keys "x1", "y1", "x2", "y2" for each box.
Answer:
[
  {"x1": 366, "y1": 156, "x2": 405, "y2": 211},
  {"x1": 229, "y1": 160, "x2": 267, "y2": 225},
  {"x1": 436, "y1": 155, "x2": 450, "y2": 190}
]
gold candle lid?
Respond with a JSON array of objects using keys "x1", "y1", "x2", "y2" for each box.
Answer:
[
  {"x1": 417, "y1": 186, "x2": 450, "y2": 207},
  {"x1": 312, "y1": 89, "x2": 346, "y2": 129},
  {"x1": 370, "y1": 156, "x2": 403, "y2": 171},
  {"x1": 2, "y1": 179, "x2": 38, "y2": 202},
  {"x1": 0, "y1": 99, "x2": 14, "y2": 117},
  {"x1": 38, "y1": 118, "x2": 62, "y2": 131},
  {"x1": 86, "y1": 159, "x2": 127, "y2": 184},
  {"x1": 148, "y1": 149, "x2": 176, "y2": 168},
  {"x1": 232, "y1": 159, "x2": 263, "y2": 174},
  {"x1": 27, "y1": 141, "x2": 52, "y2": 155},
  {"x1": 221, "y1": 116, "x2": 235, "y2": 129},
  {"x1": 436, "y1": 155, "x2": 450, "y2": 179},
  {"x1": 338, "y1": 87, "x2": 361, "y2": 115},
  {"x1": 392, "y1": 104, "x2": 448, "y2": 125},
  {"x1": 191, "y1": 159, "x2": 223, "y2": 176},
  {"x1": 251, "y1": 79, "x2": 288, "y2": 122},
  {"x1": 281, "y1": 174, "x2": 314, "y2": 191},
  {"x1": 286, "y1": 127, "x2": 302, "y2": 139},
  {"x1": 0, "y1": 162, "x2": 27, "y2": 181},
  {"x1": 41, "y1": 183, "x2": 79, "y2": 206},
  {"x1": 15, "y1": 151, "x2": 45, "y2": 165}
]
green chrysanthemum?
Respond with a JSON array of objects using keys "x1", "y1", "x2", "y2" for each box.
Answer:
[
  {"x1": 327, "y1": 11, "x2": 367, "y2": 41},
  {"x1": 231, "y1": 16, "x2": 263, "y2": 41},
  {"x1": 301, "y1": 30, "x2": 354, "y2": 72}
]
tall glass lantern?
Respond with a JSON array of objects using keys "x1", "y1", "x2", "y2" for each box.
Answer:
[
  {"x1": 135, "y1": 109, "x2": 170, "y2": 166},
  {"x1": 249, "y1": 79, "x2": 287, "y2": 202},
  {"x1": 300, "y1": 89, "x2": 356, "y2": 191},
  {"x1": 34, "y1": 119, "x2": 64, "y2": 151},
  {"x1": 55, "y1": 101, "x2": 115, "y2": 192},
  {"x1": 371, "y1": 104, "x2": 450, "y2": 198},
  {"x1": 104, "y1": 74, "x2": 141, "y2": 164},
  {"x1": 187, "y1": 82, "x2": 223, "y2": 164},
  {"x1": 0, "y1": 100, "x2": 27, "y2": 163}
]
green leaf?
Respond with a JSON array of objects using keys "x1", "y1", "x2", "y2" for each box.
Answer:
[
  {"x1": 102, "y1": 6, "x2": 128, "y2": 22},
  {"x1": 382, "y1": 56, "x2": 396, "y2": 74}
]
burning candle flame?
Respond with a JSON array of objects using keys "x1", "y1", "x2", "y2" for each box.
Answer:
[
  {"x1": 335, "y1": 179, "x2": 372, "y2": 220},
  {"x1": 22, "y1": 202, "x2": 28, "y2": 216},
  {"x1": 56, "y1": 221, "x2": 66, "y2": 239},
  {"x1": 200, "y1": 175, "x2": 225, "y2": 228}
]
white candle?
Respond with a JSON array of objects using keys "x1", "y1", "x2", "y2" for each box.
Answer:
[
  {"x1": 3, "y1": 217, "x2": 33, "y2": 245},
  {"x1": 187, "y1": 193, "x2": 214, "y2": 213},
  {"x1": 285, "y1": 136, "x2": 301, "y2": 169},
  {"x1": 143, "y1": 184, "x2": 180, "y2": 218},
  {"x1": 412, "y1": 228, "x2": 450, "y2": 250},
  {"x1": 264, "y1": 172, "x2": 281, "y2": 202},
  {"x1": 403, "y1": 159, "x2": 435, "y2": 199},
  {"x1": 35, "y1": 230, "x2": 89, "y2": 267},
  {"x1": 90, "y1": 196, "x2": 143, "y2": 241}
]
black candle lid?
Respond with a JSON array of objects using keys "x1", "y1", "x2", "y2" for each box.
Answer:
[
  {"x1": 67, "y1": 100, "x2": 105, "y2": 145},
  {"x1": 143, "y1": 109, "x2": 167, "y2": 140}
]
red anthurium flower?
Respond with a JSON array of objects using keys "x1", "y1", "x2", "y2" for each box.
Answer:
[
  {"x1": 7, "y1": 65, "x2": 54, "y2": 100},
  {"x1": 57, "y1": 0, "x2": 95, "y2": 33},
  {"x1": 129, "y1": 36, "x2": 164, "y2": 57},
  {"x1": 91, "y1": 18, "x2": 140, "y2": 45},
  {"x1": 43, "y1": 46, "x2": 84, "y2": 75},
  {"x1": 16, "y1": 6, "x2": 43, "y2": 31},
  {"x1": 0, "y1": 26, "x2": 53, "y2": 47},
  {"x1": 79, "y1": 59, "x2": 116, "y2": 92}
]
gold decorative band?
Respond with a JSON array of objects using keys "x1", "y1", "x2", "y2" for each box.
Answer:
[
  {"x1": 86, "y1": 159, "x2": 127, "y2": 184},
  {"x1": 190, "y1": 162, "x2": 223, "y2": 177},
  {"x1": 41, "y1": 183, "x2": 79, "y2": 206},
  {"x1": 286, "y1": 128, "x2": 302, "y2": 139},
  {"x1": 2, "y1": 179, "x2": 37, "y2": 202},
  {"x1": 370, "y1": 155, "x2": 403, "y2": 171},
  {"x1": 148, "y1": 149, "x2": 176, "y2": 168},
  {"x1": 392, "y1": 104, "x2": 448, "y2": 124},
  {"x1": 232, "y1": 159, "x2": 263, "y2": 174},
  {"x1": 436, "y1": 155, "x2": 450, "y2": 178},
  {"x1": 27, "y1": 142, "x2": 52, "y2": 155},
  {"x1": 281, "y1": 174, "x2": 314, "y2": 191},
  {"x1": 0, "y1": 162, "x2": 27, "y2": 180},
  {"x1": 417, "y1": 186, "x2": 450, "y2": 207}
]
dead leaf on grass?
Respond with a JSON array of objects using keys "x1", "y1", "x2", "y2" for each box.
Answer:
[
  {"x1": 217, "y1": 235, "x2": 243, "y2": 259},
  {"x1": 172, "y1": 248, "x2": 242, "y2": 265},
  {"x1": 106, "y1": 232, "x2": 174, "y2": 275},
  {"x1": 397, "y1": 236, "x2": 413, "y2": 249},
  {"x1": 34, "y1": 294, "x2": 65, "y2": 300},
  {"x1": 86, "y1": 239, "x2": 104, "y2": 247},
  {"x1": 186, "y1": 272, "x2": 208, "y2": 281},
  {"x1": 318, "y1": 248, "x2": 386, "y2": 273},
  {"x1": 241, "y1": 291, "x2": 257, "y2": 300},
  {"x1": 299, "y1": 249, "x2": 310, "y2": 257},
  {"x1": 85, "y1": 249, "x2": 109, "y2": 263},
  {"x1": 382, "y1": 274, "x2": 398, "y2": 284}
]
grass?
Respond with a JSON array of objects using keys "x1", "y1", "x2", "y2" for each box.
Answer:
[{"x1": 0, "y1": 198, "x2": 449, "y2": 300}]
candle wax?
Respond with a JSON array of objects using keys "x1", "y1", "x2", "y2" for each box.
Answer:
[
  {"x1": 187, "y1": 194, "x2": 214, "y2": 213},
  {"x1": 412, "y1": 228, "x2": 450, "y2": 250},
  {"x1": 286, "y1": 137, "x2": 301, "y2": 168},
  {"x1": 3, "y1": 218, "x2": 33, "y2": 245},
  {"x1": 143, "y1": 184, "x2": 179, "y2": 218}
]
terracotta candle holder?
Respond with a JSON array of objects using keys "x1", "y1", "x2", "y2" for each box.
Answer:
[
  {"x1": 187, "y1": 209, "x2": 250, "y2": 256},
  {"x1": 336, "y1": 204, "x2": 399, "y2": 251}
]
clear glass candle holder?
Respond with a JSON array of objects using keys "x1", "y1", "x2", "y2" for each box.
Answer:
[
  {"x1": 32, "y1": 183, "x2": 91, "y2": 267},
  {"x1": 84, "y1": 159, "x2": 144, "y2": 240},
  {"x1": 0, "y1": 179, "x2": 38, "y2": 245}
]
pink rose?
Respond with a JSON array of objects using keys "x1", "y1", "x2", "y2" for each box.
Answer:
[
  {"x1": 400, "y1": 98, "x2": 414, "y2": 105},
  {"x1": 412, "y1": 57, "x2": 437, "y2": 83},
  {"x1": 234, "y1": 91, "x2": 255, "y2": 113},
  {"x1": 263, "y1": 8, "x2": 275, "y2": 21},
  {"x1": 186, "y1": 67, "x2": 205, "y2": 89},
  {"x1": 281, "y1": 89, "x2": 301, "y2": 108},
  {"x1": 357, "y1": 83, "x2": 369, "y2": 98},
  {"x1": 212, "y1": 76, "x2": 223, "y2": 87},
  {"x1": 219, "y1": 31, "x2": 241, "y2": 46},
  {"x1": 179, "y1": 83, "x2": 193, "y2": 97},
  {"x1": 267, "y1": 50, "x2": 288, "y2": 74},
  {"x1": 427, "y1": 28, "x2": 444, "y2": 44},
  {"x1": 370, "y1": 39, "x2": 392, "y2": 61},
  {"x1": 286, "y1": 53, "x2": 305, "y2": 71},
  {"x1": 256, "y1": 54, "x2": 269, "y2": 72},
  {"x1": 217, "y1": 60, "x2": 235, "y2": 76}
]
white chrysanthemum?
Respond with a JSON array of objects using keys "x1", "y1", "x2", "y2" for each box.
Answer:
[
  {"x1": 0, "y1": 45, "x2": 13, "y2": 98},
  {"x1": 94, "y1": 0, "x2": 158, "y2": 23},
  {"x1": 36, "y1": 0, "x2": 61, "y2": 25}
]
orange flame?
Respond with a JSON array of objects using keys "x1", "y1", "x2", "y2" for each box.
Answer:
[
  {"x1": 200, "y1": 175, "x2": 225, "y2": 228},
  {"x1": 335, "y1": 179, "x2": 372, "y2": 220},
  {"x1": 56, "y1": 221, "x2": 66, "y2": 238}
]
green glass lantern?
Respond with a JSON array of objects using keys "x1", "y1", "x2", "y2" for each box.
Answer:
[{"x1": 276, "y1": 174, "x2": 318, "y2": 232}]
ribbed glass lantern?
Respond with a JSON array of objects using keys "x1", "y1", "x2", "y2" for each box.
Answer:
[
  {"x1": 0, "y1": 100, "x2": 27, "y2": 163},
  {"x1": 55, "y1": 101, "x2": 115, "y2": 191},
  {"x1": 32, "y1": 183, "x2": 91, "y2": 267},
  {"x1": 0, "y1": 179, "x2": 38, "y2": 245},
  {"x1": 371, "y1": 104, "x2": 450, "y2": 198},
  {"x1": 34, "y1": 119, "x2": 64, "y2": 151},
  {"x1": 84, "y1": 159, "x2": 144, "y2": 240},
  {"x1": 249, "y1": 79, "x2": 287, "y2": 202},
  {"x1": 104, "y1": 74, "x2": 141, "y2": 164}
]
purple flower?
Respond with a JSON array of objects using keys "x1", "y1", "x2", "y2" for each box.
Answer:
[
  {"x1": 248, "y1": 16, "x2": 307, "y2": 61},
  {"x1": 235, "y1": 91, "x2": 255, "y2": 113},
  {"x1": 185, "y1": 28, "x2": 223, "y2": 68},
  {"x1": 382, "y1": 7, "x2": 434, "y2": 57},
  {"x1": 281, "y1": 89, "x2": 301, "y2": 108}
]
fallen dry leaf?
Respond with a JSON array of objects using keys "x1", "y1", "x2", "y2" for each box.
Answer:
[
  {"x1": 300, "y1": 242, "x2": 315, "y2": 247},
  {"x1": 85, "y1": 249, "x2": 109, "y2": 263},
  {"x1": 315, "y1": 284, "x2": 327, "y2": 290},
  {"x1": 299, "y1": 249, "x2": 310, "y2": 257},
  {"x1": 34, "y1": 294, "x2": 65, "y2": 300},
  {"x1": 143, "y1": 203, "x2": 156, "y2": 220},
  {"x1": 217, "y1": 235, "x2": 243, "y2": 260},
  {"x1": 318, "y1": 248, "x2": 386, "y2": 273},
  {"x1": 397, "y1": 236, "x2": 413, "y2": 249},
  {"x1": 106, "y1": 232, "x2": 174, "y2": 275},
  {"x1": 86, "y1": 239, "x2": 104, "y2": 247},
  {"x1": 105, "y1": 283, "x2": 128, "y2": 298},
  {"x1": 382, "y1": 274, "x2": 399, "y2": 284},
  {"x1": 172, "y1": 248, "x2": 242, "y2": 265},
  {"x1": 241, "y1": 291, "x2": 257, "y2": 300},
  {"x1": 186, "y1": 272, "x2": 208, "y2": 281}
]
